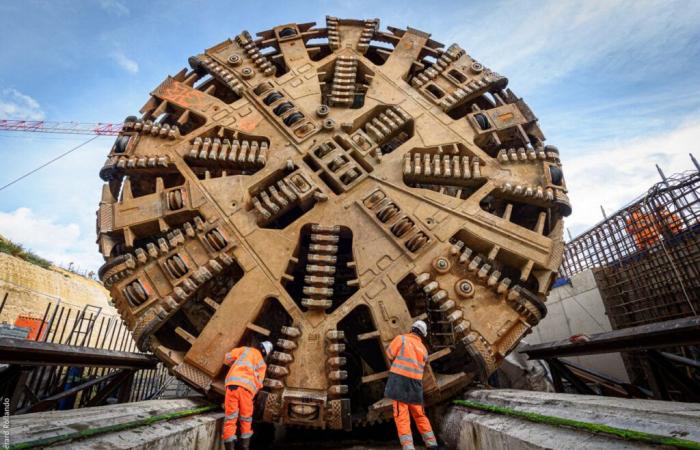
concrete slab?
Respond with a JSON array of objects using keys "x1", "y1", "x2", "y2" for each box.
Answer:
[
  {"x1": 7, "y1": 398, "x2": 401, "y2": 450},
  {"x1": 55, "y1": 412, "x2": 222, "y2": 449},
  {"x1": 440, "y1": 389, "x2": 700, "y2": 450},
  {"x1": 13, "y1": 389, "x2": 699, "y2": 450},
  {"x1": 8, "y1": 397, "x2": 222, "y2": 450},
  {"x1": 441, "y1": 406, "x2": 656, "y2": 450}
]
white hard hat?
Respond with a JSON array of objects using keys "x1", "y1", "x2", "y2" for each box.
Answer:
[
  {"x1": 261, "y1": 341, "x2": 273, "y2": 356},
  {"x1": 412, "y1": 320, "x2": 428, "y2": 337}
]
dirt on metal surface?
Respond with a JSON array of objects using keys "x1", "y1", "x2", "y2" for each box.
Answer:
[{"x1": 96, "y1": 17, "x2": 570, "y2": 430}]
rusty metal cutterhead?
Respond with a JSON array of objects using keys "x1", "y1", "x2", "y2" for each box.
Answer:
[{"x1": 96, "y1": 16, "x2": 570, "y2": 429}]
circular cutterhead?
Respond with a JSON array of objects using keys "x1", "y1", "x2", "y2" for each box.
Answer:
[{"x1": 96, "y1": 17, "x2": 569, "y2": 430}]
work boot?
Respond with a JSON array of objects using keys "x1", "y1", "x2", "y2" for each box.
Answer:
[
  {"x1": 238, "y1": 437, "x2": 251, "y2": 450},
  {"x1": 224, "y1": 441, "x2": 235, "y2": 450}
]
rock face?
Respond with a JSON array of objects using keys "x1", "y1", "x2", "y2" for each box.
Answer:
[
  {"x1": 0, "y1": 251, "x2": 116, "y2": 346},
  {"x1": 95, "y1": 17, "x2": 570, "y2": 430}
]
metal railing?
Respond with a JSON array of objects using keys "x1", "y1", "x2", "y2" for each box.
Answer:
[{"x1": 0, "y1": 296, "x2": 178, "y2": 414}]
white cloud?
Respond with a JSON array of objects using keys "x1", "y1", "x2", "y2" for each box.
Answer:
[
  {"x1": 450, "y1": 0, "x2": 700, "y2": 93},
  {"x1": 111, "y1": 50, "x2": 139, "y2": 74},
  {"x1": 542, "y1": 91, "x2": 700, "y2": 152},
  {"x1": 0, "y1": 207, "x2": 102, "y2": 272},
  {"x1": 564, "y1": 119, "x2": 699, "y2": 237},
  {"x1": 98, "y1": 0, "x2": 129, "y2": 17},
  {"x1": 0, "y1": 88, "x2": 45, "y2": 120}
]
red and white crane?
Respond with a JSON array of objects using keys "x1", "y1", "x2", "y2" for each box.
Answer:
[
  {"x1": 0, "y1": 119, "x2": 122, "y2": 136},
  {"x1": 0, "y1": 119, "x2": 124, "y2": 192}
]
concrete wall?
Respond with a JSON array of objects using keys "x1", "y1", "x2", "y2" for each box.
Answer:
[{"x1": 528, "y1": 269, "x2": 629, "y2": 382}]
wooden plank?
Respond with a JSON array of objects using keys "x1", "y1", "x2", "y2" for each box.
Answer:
[
  {"x1": 361, "y1": 349, "x2": 450, "y2": 385},
  {"x1": 428, "y1": 347, "x2": 452, "y2": 362},
  {"x1": 203, "y1": 297, "x2": 219, "y2": 311},
  {"x1": 422, "y1": 365, "x2": 438, "y2": 394},
  {"x1": 362, "y1": 370, "x2": 389, "y2": 384},
  {"x1": 435, "y1": 372, "x2": 470, "y2": 391},
  {"x1": 357, "y1": 330, "x2": 380, "y2": 341},
  {"x1": 246, "y1": 322, "x2": 271, "y2": 337},
  {"x1": 175, "y1": 327, "x2": 196, "y2": 345}
]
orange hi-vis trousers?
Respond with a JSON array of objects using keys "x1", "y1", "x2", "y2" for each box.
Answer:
[
  {"x1": 223, "y1": 386, "x2": 254, "y2": 444},
  {"x1": 392, "y1": 401, "x2": 437, "y2": 450}
]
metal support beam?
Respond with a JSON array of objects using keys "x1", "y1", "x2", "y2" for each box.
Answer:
[
  {"x1": 646, "y1": 350, "x2": 700, "y2": 402},
  {"x1": 85, "y1": 369, "x2": 136, "y2": 407},
  {"x1": 546, "y1": 359, "x2": 595, "y2": 395},
  {"x1": 548, "y1": 358, "x2": 652, "y2": 398},
  {"x1": 117, "y1": 371, "x2": 136, "y2": 404},
  {"x1": 0, "y1": 337, "x2": 157, "y2": 369},
  {"x1": 521, "y1": 316, "x2": 700, "y2": 359},
  {"x1": 9, "y1": 368, "x2": 31, "y2": 414},
  {"x1": 660, "y1": 351, "x2": 700, "y2": 369},
  {"x1": 17, "y1": 370, "x2": 125, "y2": 413},
  {"x1": 640, "y1": 355, "x2": 669, "y2": 400}
]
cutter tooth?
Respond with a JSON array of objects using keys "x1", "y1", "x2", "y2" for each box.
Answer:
[
  {"x1": 423, "y1": 281, "x2": 439, "y2": 294},
  {"x1": 497, "y1": 278, "x2": 511, "y2": 294},
  {"x1": 415, "y1": 272, "x2": 431, "y2": 286}
]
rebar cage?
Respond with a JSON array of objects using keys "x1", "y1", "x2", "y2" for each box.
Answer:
[
  {"x1": 559, "y1": 169, "x2": 699, "y2": 390},
  {"x1": 561, "y1": 170, "x2": 699, "y2": 328}
]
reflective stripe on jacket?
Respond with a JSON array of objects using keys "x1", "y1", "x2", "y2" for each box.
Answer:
[
  {"x1": 386, "y1": 333, "x2": 427, "y2": 380},
  {"x1": 223, "y1": 346, "x2": 267, "y2": 394}
]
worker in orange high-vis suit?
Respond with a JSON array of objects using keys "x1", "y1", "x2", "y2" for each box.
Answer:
[
  {"x1": 384, "y1": 320, "x2": 438, "y2": 450},
  {"x1": 658, "y1": 207, "x2": 683, "y2": 235},
  {"x1": 222, "y1": 341, "x2": 272, "y2": 450},
  {"x1": 626, "y1": 209, "x2": 659, "y2": 250}
]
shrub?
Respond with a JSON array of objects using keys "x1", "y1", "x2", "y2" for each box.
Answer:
[{"x1": 0, "y1": 238, "x2": 53, "y2": 269}]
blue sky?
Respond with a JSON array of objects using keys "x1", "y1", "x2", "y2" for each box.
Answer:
[{"x1": 1, "y1": 0, "x2": 699, "y2": 272}]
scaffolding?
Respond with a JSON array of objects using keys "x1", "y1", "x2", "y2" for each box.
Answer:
[
  {"x1": 558, "y1": 167, "x2": 699, "y2": 394},
  {"x1": 561, "y1": 169, "x2": 699, "y2": 328}
]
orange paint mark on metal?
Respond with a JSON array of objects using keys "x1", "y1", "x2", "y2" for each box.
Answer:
[
  {"x1": 155, "y1": 78, "x2": 208, "y2": 110},
  {"x1": 238, "y1": 115, "x2": 262, "y2": 133}
]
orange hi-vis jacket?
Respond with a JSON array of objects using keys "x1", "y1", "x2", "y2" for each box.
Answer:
[
  {"x1": 386, "y1": 333, "x2": 428, "y2": 380},
  {"x1": 626, "y1": 211, "x2": 659, "y2": 250},
  {"x1": 660, "y1": 209, "x2": 683, "y2": 234},
  {"x1": 223, "y1": 346, "x2": 267, "y2": 395}
]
